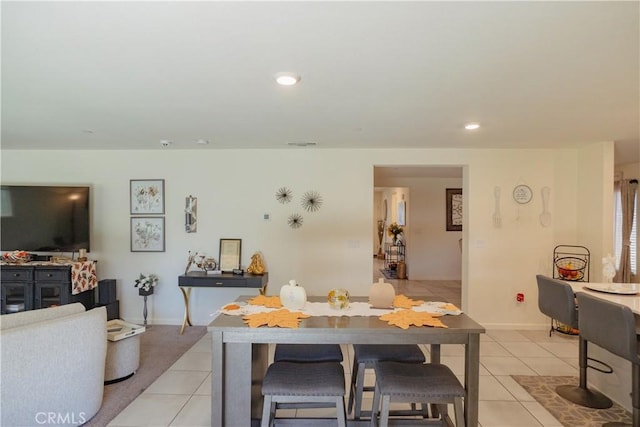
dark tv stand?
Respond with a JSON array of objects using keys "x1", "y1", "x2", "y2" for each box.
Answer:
[{"x1": 0, "y1": 264, "x2": 95, "y2": 314}]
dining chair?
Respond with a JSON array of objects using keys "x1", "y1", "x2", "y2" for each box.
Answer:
[
  {"x1": 348, "y1": 344, "x2": 426, "y2": 419},
  {"x1": 576, "y1": 292, "x2": 640, "y2": 427},
  {"x1": 369, "y1": 361, "x2": 465, "y2": 427},
  {"x1": 536, "y1": 274, "x2": 613, "y2": 409},
  {"x1": 261, "y1": 361, "x2": 347, "y2": 427}
]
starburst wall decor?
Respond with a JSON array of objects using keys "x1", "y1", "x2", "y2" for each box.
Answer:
[
  {"x1": 288, "y1": 213, "x2": 303, "y2": 229},
  {"x1": 301, "y1": 190, "x2": 323, "y2": 212},
  {"x1": 276, "y1": 187, "x2": 323, "y2": 229},
  {"x1": 275, "y1": 187, "x2": 292, "y2": 204}
]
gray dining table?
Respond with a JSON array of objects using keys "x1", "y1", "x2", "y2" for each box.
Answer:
[{"x1": 207, "y1": 295, "x2": 486, "y2": 427}]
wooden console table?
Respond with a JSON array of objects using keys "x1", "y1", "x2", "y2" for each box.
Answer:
[{"x1": 178, "y1": 272, "x2": 268, "y2": 334}]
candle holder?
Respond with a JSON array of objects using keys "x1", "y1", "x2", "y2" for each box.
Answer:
[{"x1": 138, "y1": 287, "x2": 154, "y2": 327}]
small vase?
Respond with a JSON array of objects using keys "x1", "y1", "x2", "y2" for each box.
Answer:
[
  {"x1": 138, "y1": 287, "x2": 154, "y2": 296},
  {"x1": 328, "y1": 288, "x2": 350, "y2": 310}
]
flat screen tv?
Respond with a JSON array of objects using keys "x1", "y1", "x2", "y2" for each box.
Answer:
[{"x1": 1, "y1": 185, "x2": 90, "y2": 252}]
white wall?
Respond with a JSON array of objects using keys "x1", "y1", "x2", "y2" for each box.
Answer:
[
  {"x1": 1, "y1": 146, "x2": 612, "y2": 329},
  {"x1": 577, "y1": 141, "x2": 615, "y2": 281},
  {"x1": 615, "y1": 161, "x2": 639, "y2": 180}
]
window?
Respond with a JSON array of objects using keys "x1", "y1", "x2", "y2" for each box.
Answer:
[{"x1": 614, "y1": 184, "x2": 638, "y2": 277}]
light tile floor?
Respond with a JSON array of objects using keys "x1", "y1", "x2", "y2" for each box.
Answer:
[
  {"x1": 108, "y1": 329, "x2": 579, "y2": 426},
  {"x1": 108, "y1": 264, "x2": 579, "y2": 427}
]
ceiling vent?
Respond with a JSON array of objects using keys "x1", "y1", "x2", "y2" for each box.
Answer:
[{"x1": 287, "y1": 142, "x2": 317, "y2": 147}]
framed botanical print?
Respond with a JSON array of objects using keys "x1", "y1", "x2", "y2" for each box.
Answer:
[
  {"x1": 131, "y1": 217, "x2": 165, "y2": 252},
  {"x1": 130, "y1": 179, "x2": 165, "y2": 215},
  {"x1": 446, "y1": 188, "x2": 462, "y2": 231}
]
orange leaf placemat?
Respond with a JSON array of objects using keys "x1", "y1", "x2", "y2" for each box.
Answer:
[
  {"x1": 247, "y1": 295, "x2": 282, "y2": 308},
  {"x1": 379, "y1": 309, "x2": 448, "y2": 329},
  {"x1": 243, "y1": 309, "x2": 310, "y2": 328},
  {"x1": 393, "y1": 294, "x2": 424, "y2": 309}
]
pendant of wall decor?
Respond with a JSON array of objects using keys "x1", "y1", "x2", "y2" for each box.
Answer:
[
  {"x1": 513, "y1": 184, "x2": 533, "y2": 204},
  {"x1": 275, "y1": 187, "x2": 292, "y2": 204},
  {"x1": 301, "y1": 190, "x2": 323, "y2": 212},
  {"x1": 288, "y1": 213, "x2": 303, "y2": 229},
  {"x1": 185, "y1": 195, "x2": 197, "y2": 233}
]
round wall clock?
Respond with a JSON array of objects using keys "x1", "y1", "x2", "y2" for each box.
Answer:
[{"x1": 513, "y1": 184, "x2": 533, "y2": 204}]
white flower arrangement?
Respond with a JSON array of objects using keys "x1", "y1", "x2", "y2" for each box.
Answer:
[
  {"x1": 602, "y1": 254, "x2": 616, "y2": 283},
  {"x1": 134, "y1": 273, "x2": 159, "y2": 291}
]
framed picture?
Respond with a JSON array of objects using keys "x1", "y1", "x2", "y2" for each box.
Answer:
[
  {"x1": 219, "y1": 239, "x2": 242, "y2": 272},
  {"x1": 131, "y1": 217, "x2": 165, "y2": 252},
  {"x1": 397, "y1": 201, "x2": 406, "y2": 226},
  {"x1": 130, "y1": 179, "x2": 165, "y2": 214},
  {"x1": 446, "y1": 188, "x2": 463, "y2": 231}
]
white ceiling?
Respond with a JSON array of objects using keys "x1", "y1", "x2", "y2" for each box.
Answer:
[{"x1": 2, "y1": 1, "x2": 638, "y2": 164}]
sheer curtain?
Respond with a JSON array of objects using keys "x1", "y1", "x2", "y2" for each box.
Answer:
[{"x1": 614, "y1": 178, "x2": 638, "y2": 282}]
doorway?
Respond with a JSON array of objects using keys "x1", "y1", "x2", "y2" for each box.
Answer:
[{"x1": 373, "y1": 166, "x2": 463, "y2": 290}]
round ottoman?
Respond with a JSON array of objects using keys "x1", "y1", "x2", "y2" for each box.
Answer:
[{"x1": 105, "y1": 334, "x2": 140, "y2": 383}]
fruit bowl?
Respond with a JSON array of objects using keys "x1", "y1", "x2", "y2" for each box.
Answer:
[{"x1": 555, "y1": 257, "x2": 586, "y2": 280}]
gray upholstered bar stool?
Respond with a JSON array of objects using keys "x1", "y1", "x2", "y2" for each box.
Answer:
[
  {"x1": 261, "y1": 361, "x2": 347, "y2": 427},
  {"x1": 369, "y1": 361, "x2": 465, "y2": 427},
  {"x1": 348, "y1": 344, "x2": 426, "y2": 419},
  {"x1": 576, "y1": 292, "x2": 640, "y2": 427},
  {"x1": 537, "y1": 274, "x2": 580, "y2": 337},
  {"x1": 274, "y1": 344, "x2": 344, "y2": 363},
  {"x1": 536, "y1": 274, "x2": 613, "y2": 409},
  {"x1": 271, "y1": 344, "x2": 344, "y2": 412}
]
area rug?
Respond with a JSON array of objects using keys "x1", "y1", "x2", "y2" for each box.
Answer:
[
  {"x1": 380, "y1": 269, "x2": 398, "y2": 279},
  {"x1": 512, "y1": 375, "x2": 632, "y2": 427},
  {"x1": 83, "y1": 325, "x2": 207, "y2": 427}
]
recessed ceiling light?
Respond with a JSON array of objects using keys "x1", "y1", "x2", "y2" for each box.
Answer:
[
  {"x1": 195, "y1": 139, "x2": 209, "y2": 145},
  {"x1": 464, "y1": 122, "x2": 480, "y2": 130},
  {"x1": 275, "y1": 72, "x2": 301, "y2": 86},
  {"x1": 160, "y1": 139, "x2": 172, "y2": 147}
]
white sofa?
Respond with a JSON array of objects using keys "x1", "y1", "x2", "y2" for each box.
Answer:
[{"x1": 0, "y1": 303, "x2": 107, "y2": 427}]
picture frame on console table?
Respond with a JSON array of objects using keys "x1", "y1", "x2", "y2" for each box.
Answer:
[
  {"x1": 219, "y1": 239, "x2": 241, "y2": 272},
  {"x1": 131, "y1": 217, "x2": 165, "y2": 252},
  {"x1": 130, "y1": 179, "x2": 165, "y2": 215}
]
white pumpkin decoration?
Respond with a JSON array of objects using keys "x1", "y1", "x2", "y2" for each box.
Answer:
[
  {"x1": 369, "y1": 278, "x2": 396, "y2": 308},
  {"x1": 280, "y1": 279, "x2": 307, "y2": 310}
]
